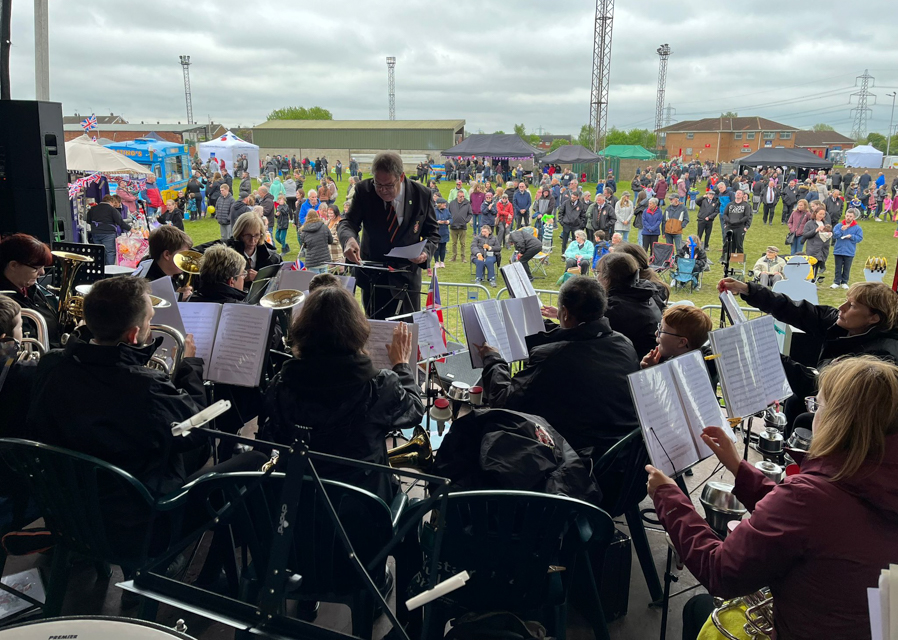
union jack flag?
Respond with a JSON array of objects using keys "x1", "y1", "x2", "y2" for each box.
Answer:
[
  {"x1": 290, "y1": 258, "x2": 306, "y2": 271},
  {"x1": 425, "y1": 269, "x2": 447, "y2": 358},
  {"x1": 80, "y1": 115, "x2": 98, "y2": 131}
]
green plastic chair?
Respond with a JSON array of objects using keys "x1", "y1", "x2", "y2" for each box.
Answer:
[
  {"x1": 176, "y1": 471, "x2": 407, "y2": 640},
  {"x1": 0, "y1": 438, "x2": 217, "y2": 618},
  {"x1": 408, "y1": 490, "x2": 615, "y2": 640}
]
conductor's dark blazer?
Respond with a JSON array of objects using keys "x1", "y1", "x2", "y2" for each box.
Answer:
[{"x1": 338, "y1": 177, "x2": 440, "y2": 318}]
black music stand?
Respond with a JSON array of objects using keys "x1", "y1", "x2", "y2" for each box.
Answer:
[
  {"x1": 51, "y1": 241, "x2": 106, "y2": 286},
  {"x1": 122, "y1": 427, "x2": 452, "y2": 640},
  {"x1": 328, "y1": 261, "x2": 412, "y2": 318}
]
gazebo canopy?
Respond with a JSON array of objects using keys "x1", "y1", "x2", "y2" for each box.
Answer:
[
  {"x1": 441, "y1": 134, "x2": 544, "y2": 158},
  {"x1": 541, "y1": 144, "x2": 601, "y2": 164},
  {"x1": 601, "y1": 145, "x2": 656, "y2": 160},
  {"x1": 844, "y1": 144, "x2": 883, "y2": 168},
  {"x1": 65, "y1": 134, "x2": 154, "y2": 175},
  {"x1": 734, "y1": 147, "x2": 833, "y2": 171}
]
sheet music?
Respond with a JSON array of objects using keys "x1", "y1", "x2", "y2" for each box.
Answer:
[
  {"x1": 385, "y1": 240, "x2": 426, "y2": 260},
  {"x1": 150, "y1": 277, "x2": 186, "y2": 335},
  {"x1": 460, "y1": 304, "x2": 488, "y2": 368},
  {"x1": 178, "y1": 302, "x2": 222, "y2": 378},
  {"x1": 503, "y1": 296, "x2": 544, "y2": 337},
  {"x1": 255, "y1": 263, "x2": 283, "y2": 281},
  {"x1": 132, "y1": 260, "x2": 153, "y2": 278},
  {"x1": 868, "y1": 588, "x2": 883, "y2": 640},
  {"x1": 412, "y1": 310, "x2": 449, "y2": 358},
  {"x1": 719, "y1": 290, "x2": 747, "y2": 324},
  {"x1": 207, "y1": 304, "x2": 273, "y2": 387},
  {"x1": 709, "y1": 315, "x2": 792, "y2": 418},
  {"x1": 669, "y1": 351, "x2": 734, "y2": 459},
  {"x1": 627, "y1": 365, "x2": 699, "y2": 476},
  {"x1": 366, "y1": 320, "x2": 420, "y2": 372},
  {"x1": 275, "y1": 269, "x2": 355, "y2": 293},
  {"x1": 500, "y1": 262, "x2": 537, "y2": 299},
  {"x1": 474, "y1": 300, "x2": 513, "y2": 362}
]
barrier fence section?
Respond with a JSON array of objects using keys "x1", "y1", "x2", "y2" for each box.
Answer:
[
  {"x1": 419, "y1": 282, "x2": 492, "y2": 344},
  {"x1": 495, "y1": 287, "x2": 560, "y2": 309},
  {"x1": 699, "y1": 304, "x2": 765, "y2": 322}
]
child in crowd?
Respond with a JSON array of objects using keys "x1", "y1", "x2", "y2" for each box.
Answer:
[
  {"x1": 592, "y1": 230, "x2": 610, "y2": 270},
  {"x1": 433, "y1": 197, "x2": 451, "y2": 269},
  {"x1": 849, "y1": 192, "x2": 866, "y2": 217},
  {"x1": 274, "y1": 194, "x2": 291, "y2": 255}
]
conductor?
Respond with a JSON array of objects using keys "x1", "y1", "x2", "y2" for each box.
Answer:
[{"x1": 338, "y1": 152, "x2": 441, "y2": 319}]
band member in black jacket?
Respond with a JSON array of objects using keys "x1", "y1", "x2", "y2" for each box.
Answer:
[
  {"x1": 0, "y1": 234, "x2": 59, "y2": 346},
  {"x1": 338, "y1": 152, "x2": 440, "y2": 319}
]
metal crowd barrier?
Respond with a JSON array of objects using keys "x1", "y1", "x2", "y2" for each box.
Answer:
[
  {"x1": 418, "y1": 281, "x2": 492, "y2": 343},
  {"x1": 700, "y1": 304, "x2": 765, "y2": 321},
  {"x1": 495, "y1": 287, "x2": 560, "y2": 309}
]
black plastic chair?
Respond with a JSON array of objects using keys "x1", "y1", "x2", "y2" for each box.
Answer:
[
  {"x1": 0, "y1": 438, "x2": 212, "y2": 618},
  {"x1": 181, "y1": 471, "x2": 406, "y2": 640},
  {"x1": 592, "y1": 429, "x2": 664, "y2": 603},
  {"x1": 408, "y1": 490, "x2": 615, "y2": 640}
]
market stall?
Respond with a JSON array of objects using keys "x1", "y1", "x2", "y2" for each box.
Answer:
[{"x1": 198, "y1": 130, "x2": 261, "y2": 178}]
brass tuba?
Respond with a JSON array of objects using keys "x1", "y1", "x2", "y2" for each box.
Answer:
[
  {"x1": 388, "y1": 426, "x2": 434, "y2": 471},
  {"x1": 51, "y1": 250, "x2": 94, "y2": 331},
  {"x1": 711, "y1": 589, "x2": 774, "y2": 640}
]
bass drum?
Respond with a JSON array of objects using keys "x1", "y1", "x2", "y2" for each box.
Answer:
[{"x1": 0, "y1": 616, "x2": 196, "y2": 639}]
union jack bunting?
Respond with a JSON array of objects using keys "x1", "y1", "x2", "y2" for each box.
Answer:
[{"x1": 80, "y1": 115, "x2": 98, "y2": 131}]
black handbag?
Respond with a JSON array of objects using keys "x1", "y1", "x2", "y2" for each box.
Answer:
[{"x1": 785, "y1": 231, "x2": 795, "y2": 244}]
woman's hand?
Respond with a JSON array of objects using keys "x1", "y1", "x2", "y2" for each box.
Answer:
[
  {"x1": 541, "y1": 305, "x2": 558, "y2": 319},
  {"x1": 183, "y1": 333, "x2": 197, "y2": 359},
  {"x1": 645, "y1": 465, "x2": 677, "y2": 498},
  {"x1": 247, "y1": 269, "x2": 258, "y2": 282},
  {"x1": 717, "y1": 277, "x2": 748, "y2": 296},
  {"x1": 701, "y1": 426, "x2": 741, "y2": 476},
  {"x1": 387, "y1": 322, "x2": 413, "y2": 367}
]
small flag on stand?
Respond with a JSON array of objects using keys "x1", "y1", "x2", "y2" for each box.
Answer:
[{"x1": 80, "y1": 115, "x2": 98, "y2": 131}]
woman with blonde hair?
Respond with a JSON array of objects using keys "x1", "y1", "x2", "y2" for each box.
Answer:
[
  {"x1": 195, "y1": 211, "x2": 282, "y2": 287},
  {"x1": 648, "y1": 355, "x2": 898, "y2": 640}
]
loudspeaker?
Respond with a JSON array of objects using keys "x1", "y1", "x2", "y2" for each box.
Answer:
[{"x1": 0, "y1": 100, "x2": 71, "y2": 243}]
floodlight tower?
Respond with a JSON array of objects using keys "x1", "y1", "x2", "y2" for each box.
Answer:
[
  {"x1": 179, "y1": 55, "x2": 194, "y2": 125},
  {"x1": 849, "y1": 68, "x2": 875, "y2": 140},
  {"x1": 386, "y1": 56, "x2": 396, "y2": 120},
  {"x1": 654, "y1": 44, "x2": 671, "y2": 140},
  {"x1": 588, "y1": 0, "x2": 615, "y2": 180}
]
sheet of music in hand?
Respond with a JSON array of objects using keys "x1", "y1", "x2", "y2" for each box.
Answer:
[
  {"x1": 499, "y1": 261, "x2": 538, "y2": 299},
  {"x1": 719, "y1": 290, "x2": 747, "y2": 324},
  {"x1": 178, "y1": 302, "x2": 273, "y2": 387},
  {"x1": 628, "y1": 351, "x2": 735, "y2": 477},
  {"x1": 411, "y1": 309, "x2": 449, "y2": 359},
  {"x1": 866, "y1": 563, "x2": 896, "y2": 640},
  {"x1": 274, "y1": 269, "x2": 356, "y2": 294},
  {"x1": 365, "y1": 320, "x2": 420, "y2": 380},
  {"x1": 150, "y1": 276, "x2": 188, "y2": 359},
  {"x1": 708, "y1": 314, "x2": 792, "y2": 419},
  {"x1": 460, "y1": 297, "x2": 543, "y2": 368}
]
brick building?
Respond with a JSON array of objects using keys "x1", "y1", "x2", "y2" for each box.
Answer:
[
  {"x1": 659, "y1": 117, "x2": 799, "y2": 163},
  {"x1": 536, "y1": 134, "x2": 573, "y2": 150},
  {"x1": 62, "y1": 122, "x2": 226, "y2": 144},
  {"x1": 63, "y1": 113, "x2": 127, "y2": 126},
  {"x1": 792, "y1": 130, "x2": 855, "y2": 158}
]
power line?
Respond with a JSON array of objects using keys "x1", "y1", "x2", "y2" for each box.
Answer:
[
  {"x1": 850, "y1": 69, "x2": 875, "y2": 139},
  {"x1": 671, "y1": 73, "x2": 856, "y2": 107}
]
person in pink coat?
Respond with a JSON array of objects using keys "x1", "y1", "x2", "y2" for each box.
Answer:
[
  {"x1": 116, "y1": 184, "x2": 138, "y2": 214},
  {"x1": 647, "y1": 355, "x2": 898, "y2": 640}
]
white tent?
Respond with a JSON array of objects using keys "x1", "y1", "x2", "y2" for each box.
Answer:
[
  {"x1": 65, "y1": 134, "x2": 153, "y2": 174},
  {"x1": 198, "y1": 130, "x2": 261, "y2": 178},
  {"x1": 845, "y1": 143, "x2": 884, "y2": 168}
]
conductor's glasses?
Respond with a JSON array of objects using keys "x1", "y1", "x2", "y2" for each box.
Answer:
[{"x1": 374, "y1": 178, "x2": 401, "y2": 194}]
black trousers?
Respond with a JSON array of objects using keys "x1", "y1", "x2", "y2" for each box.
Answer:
[
  {"x1": 762, "y1": 202, "x2": 777, "y2": 224},
  {"x1": 518, "y1": 246, "x2": 540, "y2": 279},
  {"x1": 561, "y1": 224, "x2": 578, "y2": 249},
  {"x1": 565, "y1": 257, "x2": 590, "y2": 275},
  {"x1": 730, "y1": 227, "x2": 745, "y2": 253},
  {"x1": 781, "y1": 201, "x2": 794, "y2": 224},
  {"x1": 697, "y1": 220, "x2": 714, "y2": 249},
  {"x1": 682, "y1": 594, "x2": 716, "y2": 640},
  {"x1": 514, "y1": 211, "x2": 530, "y2": 228},
  {"x1": 642, "y1": 233, "x2": 659, "y2": 253}
]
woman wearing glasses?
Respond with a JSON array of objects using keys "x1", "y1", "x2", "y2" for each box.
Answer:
[
  {"x1": 0, "y1": 233, "x2": 59, "y2": 345},
  {"x1": 647, "y1": 355, "x2": 898, "y2": 640},
  {"x1": 196, "y1": 212, "x2": 281, "y2": 288}
]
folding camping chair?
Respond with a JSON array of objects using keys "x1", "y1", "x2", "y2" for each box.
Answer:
[
  {"x1": 728, "y1": 253, "x2": 747, "y2": 282},
  {"x1": 670, "y1": 256, "x2": 701, "y2": 292},
  {"x1": 649, "y1": 243, "x2": 676, "y2": 279}
]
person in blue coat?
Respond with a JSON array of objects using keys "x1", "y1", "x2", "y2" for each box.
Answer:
[
  {"x1": 433, "y1": 198, "x2": 451, "y2": 268},
  {"x1": 831, "y1": 208, "x2": 864, "y2": 289},
  {"x1": 641, "y1": 197, "x2": 663, "y2": 253}
]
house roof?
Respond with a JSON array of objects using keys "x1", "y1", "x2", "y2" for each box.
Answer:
[
  {"x1": 660, "y1": 117, "x2": 799, "y2": 133},
  {"x1": 63, "y1": 114, "x2": 126, "y2": 125},
  {"x1": 255, "y1": 119, "x2": 465, "y2": 131},
  {"x1": 537, "y1": 134, "x2": 572, "y2": 142},
  {"x1": 62, "y1": 123, "x2": 216, "y2": 133},
  {"x1": 793, "y1": 130, "x2": 855, "y2": 147}
]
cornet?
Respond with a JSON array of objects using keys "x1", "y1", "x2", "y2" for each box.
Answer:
[
  {"x1": 173, "y1": 250, "x2": 203, "y2": 289},
  {"x1": 51, "y1": 250, "x2": 93, "y2": 332}
]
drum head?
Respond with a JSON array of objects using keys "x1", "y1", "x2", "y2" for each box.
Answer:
[{"x1": 0, "y1": 616, "x2": 196, "y2": 639}]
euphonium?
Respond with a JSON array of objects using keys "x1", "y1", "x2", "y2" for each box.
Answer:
[
  {"x1": 50, "y1": 250, "x2": 93, "y2": 331},
  {"x1": 388, "y1": 426, "x2": 434, "y2": 470},
  {"x1": 711, "y1": 589, "x2": 774, "y2": 640},
  {"x1": 147, "y1": 315, "x2": 186, "y2": 378}
]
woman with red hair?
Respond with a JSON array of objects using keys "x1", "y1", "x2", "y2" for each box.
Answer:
[{"x1": 0, "y1": 233, "x2": 58, "y2": 345}]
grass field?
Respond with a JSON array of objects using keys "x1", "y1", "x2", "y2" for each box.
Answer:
[{"x1": 182, "y1": 176, "x2": 898, "y2": 313}]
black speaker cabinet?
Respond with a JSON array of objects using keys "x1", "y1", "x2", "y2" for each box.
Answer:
[{"x1": 0, "y1": 100, "x2": 72, "y2": 242}]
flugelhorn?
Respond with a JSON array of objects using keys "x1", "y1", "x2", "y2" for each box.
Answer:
[
  {"x1": 259, "y1": 289, "x2": 304, "y2": 309},
  {"x1": 173, "y1": 250, "x2": 203, "y2": 289},
  {"x1": 388, "y1": 426, "x2": 434, "y2": 471}
]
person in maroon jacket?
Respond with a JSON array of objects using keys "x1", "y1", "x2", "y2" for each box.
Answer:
[{"x1": 647, "y1": 355, "x2": 898, "y2": 640}]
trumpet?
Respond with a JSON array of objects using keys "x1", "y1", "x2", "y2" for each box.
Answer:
[
  {"x1": 388, "y1": 426, "x2": 434, "y2": 471},
  {"x1": 173, "y1": 250, "x2": 203, "y2": 289},
  {"x1": 711, "y1": 589, "x2": 774, "y2": 640}
]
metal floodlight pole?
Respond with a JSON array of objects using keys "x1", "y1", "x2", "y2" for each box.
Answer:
[
  {"x1": 179, "y1": 55, "x2": 194, "y2": 125},
  {"x1": 887, "y1": 92, "x2": 896, "y2": 158},
  {"x1": 654, "y1": 44, "x2": 671, "y2": 145},
  {"x1": 34, "y1": 0, "x2": 49, "y2": 100},
  {"x1": 588, "y1": 0, "x2": 614, "y2": 179},
  {"x1": 386, "y1": 56, "x2": 396, "y2": 121}
]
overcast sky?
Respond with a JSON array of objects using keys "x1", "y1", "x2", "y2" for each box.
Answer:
[{"x1": 9, "y1": 0, "x2": 898, "y2": 138}]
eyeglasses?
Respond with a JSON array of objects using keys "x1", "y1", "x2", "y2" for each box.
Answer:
[
  {"x1": 26, "y1": 264, "x2": 46, "y2": 271},
  {"x1": 241, "y1": 233, "x2": 262, "y2": 241},
  {"x1": 374, "y1": 178, "x2": 402, "y2": 192},
  {"x1": 234, "y1": 270, "x2": 248, "y2": 280},
  {"x1": 804, "y1": 396, "x2": 820, "y2": 413},
  {"x1": 656, "y1": 323, "x2": 686, "y2": 338}
]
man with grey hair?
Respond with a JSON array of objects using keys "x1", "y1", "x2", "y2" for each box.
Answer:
[{"x1": 339, "y1": 151, "x2": 440, "y2": 319}]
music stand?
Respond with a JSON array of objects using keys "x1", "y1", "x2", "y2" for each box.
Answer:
[{"x1": 327, "y1": 260, "x2": 411, "y2": 318}]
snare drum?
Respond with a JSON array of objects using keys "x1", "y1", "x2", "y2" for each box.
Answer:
[{"x1": 0, "y1": 616, "x2": 196, "y2": 640}]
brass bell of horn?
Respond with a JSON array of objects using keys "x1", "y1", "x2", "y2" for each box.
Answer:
[{"x1": 388, "y1": 426, "x2": 434, "y2": 471}]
